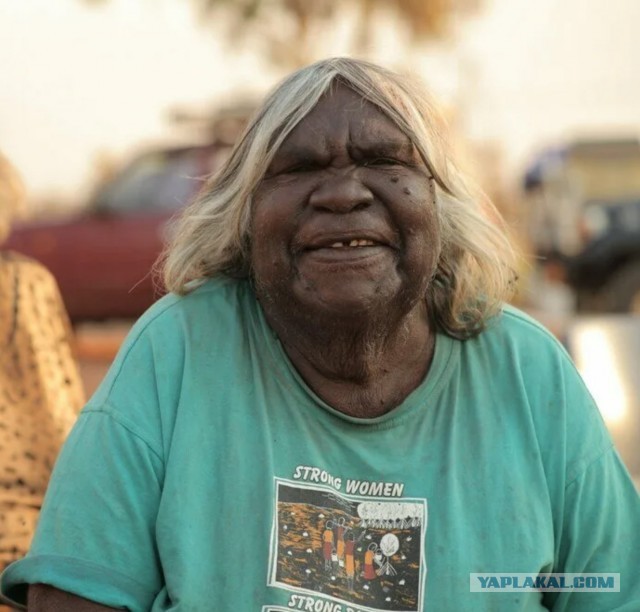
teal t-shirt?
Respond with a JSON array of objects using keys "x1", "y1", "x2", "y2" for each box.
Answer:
[{"x1": 1, "y1": 278, "x2": 639, "y2": 611}]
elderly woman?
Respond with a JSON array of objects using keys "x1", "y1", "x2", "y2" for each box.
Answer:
[
  {"x1": 0, "y1": 154, "x2": 84, "y2": 588},
  {"x1": 2, "y1": 59, "x2": 638, "y2": 611}
]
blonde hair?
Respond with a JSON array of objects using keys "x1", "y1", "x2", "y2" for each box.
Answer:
[
  {"x1": 162, "y1": 57, "x2": 517, "y2": 339},
  {"x1": 0, "y1": 151, "x2": 27, "y2": 244}
]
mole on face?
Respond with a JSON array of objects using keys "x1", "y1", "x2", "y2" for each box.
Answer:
[
  {"x1": 390, "y1": 176, "x2": 399, "y2": 183},
  {"x1": 403, "y1": 187, "x2": 411, "y2": 195}
]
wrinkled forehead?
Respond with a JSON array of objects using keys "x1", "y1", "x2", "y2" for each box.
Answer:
[{"x1": 275, "y1": 81, "x2": 416, "y2": 155}]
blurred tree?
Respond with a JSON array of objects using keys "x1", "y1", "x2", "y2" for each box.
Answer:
[
  {"x1": 82, "y1": 0, "x2": 481, "y2": 67},
  {"x1": 199, "y1": 0, "x2": 481, "y2": 66}
]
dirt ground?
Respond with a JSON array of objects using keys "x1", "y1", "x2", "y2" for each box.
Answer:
[{"x1": 74, "y1": 321, "x2": 132, "y2": 397}]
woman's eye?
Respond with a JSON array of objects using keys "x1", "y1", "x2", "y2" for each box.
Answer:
[
  {"x1": 286, "y1": 164, "x2": 315, "y2": 173},
  {"x1": 266, "y1": 159, "x2": 320, "y2": 176},
  {"x1": 363, "y1": 157, "x2": 399, "y2": 167}
]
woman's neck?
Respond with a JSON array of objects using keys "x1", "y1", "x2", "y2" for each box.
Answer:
[{"x1": 267, "y1": 304, "x2": 435, "y2": 418}]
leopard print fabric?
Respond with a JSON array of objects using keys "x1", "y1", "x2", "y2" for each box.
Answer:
[{"x1": 0, "y1": 252, "x2": 84, "y2": 572}]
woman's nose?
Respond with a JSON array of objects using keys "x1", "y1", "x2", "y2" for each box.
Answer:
[{"x1": 308, "y1": 172, "x2": 374, "y2": 213}]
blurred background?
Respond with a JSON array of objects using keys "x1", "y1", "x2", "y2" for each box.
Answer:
[{"x1": 1, "y1": 0, "x2": 639, "y2": 485}]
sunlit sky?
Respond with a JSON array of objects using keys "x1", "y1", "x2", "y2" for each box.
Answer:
[{"x1": 1, "y1": 0, "x2": 640, "y2": 207}]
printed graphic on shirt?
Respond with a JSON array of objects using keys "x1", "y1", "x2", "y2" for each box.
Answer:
[{"x1": 268, "y1": 477, "x2": 427, "y2": 612}]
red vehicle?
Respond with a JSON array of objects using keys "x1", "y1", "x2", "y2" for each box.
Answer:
[{"x1": 6, "y1": 143, "x2": 225, "y2": 321}]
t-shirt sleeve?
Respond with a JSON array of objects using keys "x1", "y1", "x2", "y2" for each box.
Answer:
[
  {"x1": 516, "y1": 317, "x2": 640, "y2": 610},
  {"x1": 543, "y1": 446, "x2": 640, "y2": 611},
  {"x1": 0, "y1": 407, "x2": 164, "y2": 611}
]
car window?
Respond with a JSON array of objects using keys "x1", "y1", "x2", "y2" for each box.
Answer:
[{"x1": 94, "y1": 148, "x2": 214, "y2": 214}]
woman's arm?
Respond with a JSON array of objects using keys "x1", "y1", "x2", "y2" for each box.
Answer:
[{"x1": 28, "y1": 584, "x2": 121, "y2": 611}]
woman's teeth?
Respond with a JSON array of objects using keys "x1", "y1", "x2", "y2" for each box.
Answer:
[{"x1": 330, "y1": 239, "x2": 375, "y2": 248}]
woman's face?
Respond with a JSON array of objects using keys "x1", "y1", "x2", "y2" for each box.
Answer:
[{"x1": 250, "y1": 83, "x2": 440, "y2": 327}]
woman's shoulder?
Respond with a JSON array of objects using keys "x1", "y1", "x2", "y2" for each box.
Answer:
[
  {"x1": 456, "y1": 305, "x2": 579, "y2": 396},
  {"x1": 0, "y1": 250, "x2": 70, "y2": 330},
  {"x1": 0, "y1": 250, "x2": 58, "y2": 283},
  {"x1": 131, "y1": 276, "x2": 254, "y2": 336},
  {"x1": 86, "y1": 276, "x2": 259, "y2": 446},
  {"x1": 479, "y1": 303, "x2": 569, "y2": 358},
  {"x1": 101, "y1": 276, "x2": 257, "y2": 383}
]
